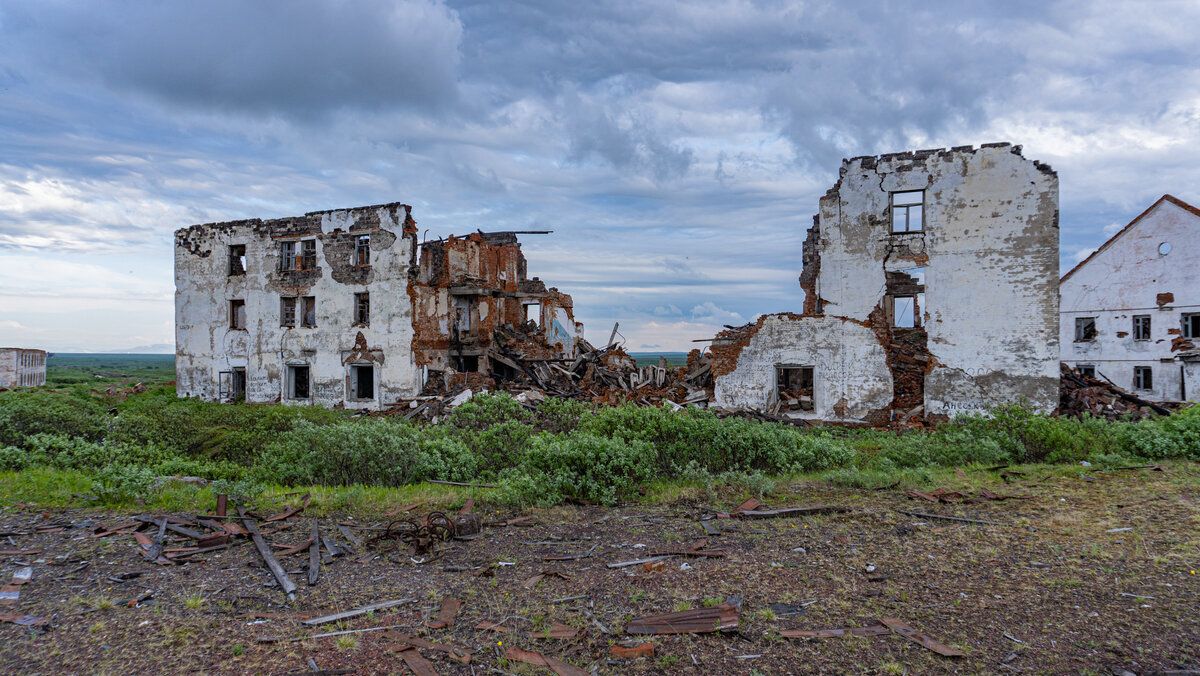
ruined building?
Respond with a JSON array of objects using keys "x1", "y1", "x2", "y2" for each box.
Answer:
[
  {"x1": 1060, "y1": 195, "x2": 1200, "y2": 402},
  {"x1": 174, "y1": 203, "x2": 582, "y2": 409},
  {"x1": 0, "y1": 347, "x2": 46, "y2": 388},
  {"x1": 711, "y1": 144, "x2": 1060, "y2": 423}
]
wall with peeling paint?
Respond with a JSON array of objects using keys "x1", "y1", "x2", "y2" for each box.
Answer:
[
  {"x1": 0, "y1": 347, "x2": 46, "y2": 388},
  {"x1": 1061, "y1": 196, "x2": 1200, "y2": 402},
  {"x1": 174, "y1": 203, "x2": 420, "y2": 409},
  {"x1": 715, "y1": 144, "x2": 1060, "y2": 420}
]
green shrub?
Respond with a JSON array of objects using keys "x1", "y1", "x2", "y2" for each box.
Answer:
[
  {"x1": 498, "y1": 433, "x2": 658, "y2": 506},
  {"x1": 534, "y1": 397, "x2": 588, "y2": 434},
  {"x1": 0, "y1": 390, "x2": 108, "y2": 446},
  {"x1": 92, "y1": 464, "x2": 156, "y2": 505},
  {"x1": 447, "y1": 392, "x2": 533, "y2": 430},
  {"x1": 209, "y1": 477, "x2": 265, "y2": 504}
]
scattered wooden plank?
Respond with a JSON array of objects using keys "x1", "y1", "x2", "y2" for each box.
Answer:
[
  {"x1": 397, "y1": 647, "x2": 440, "y2": 676},
  {"x1": 781, "y1": 625, "x2": 891, "y2": 638},
  {"x1": 273, "y1": 537, "x2": 316, "y2": 558},
  {"x1": 147, "y1": 519, "x2": 168, "y2": 561},
  {"x1": 699, "y1": 520, "x2": 720, "y2": 536},
  {"x1": 239, "y1": 505, "x2": 297, "y2": 600},
  {"x1": 308, "y1": 521, "x2": 321, "y2": 586},
  {"x1": 880, "y1": 617, "x2": 964, "y2": 657},
  {"x1": 734, "y1": 506, "x2": 850, "y2": 519},
  {"x1": 381, "y1": 631, "x2": 474, "y2": 664},
  {"x1": 606, "y1": 555, "x2": 676, "y2": 569},
  {"x1": 894, "y1": 510, "x2": 1010, "y2": 526},
  {"x1": 335, "y1": 523, "x2": 362, "y2": 552},
  {"x1": 503, "y1": 646, "x2": 588, "y2": 676},
  {"x1": 301, "y1": 598, "x2": 416, "y2": 626},
  {"x1": 265, "y1": 493, "x2": 311, "y2": 522}
]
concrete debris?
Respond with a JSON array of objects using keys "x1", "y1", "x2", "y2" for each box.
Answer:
[{"x1": 1060, "y1": 364, "x2": 1175, "y2": 418}]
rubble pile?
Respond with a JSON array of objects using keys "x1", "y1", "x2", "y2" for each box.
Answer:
[{"x1": 1059, "y1": 363, "x2": 1173, "y2": 419}]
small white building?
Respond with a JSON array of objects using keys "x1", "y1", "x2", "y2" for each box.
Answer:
[
  {"x1": 0, "y1": 348, "x2": 47, "y2": 388},
  {"x1": 1060, "y1": 194, "x2": 1200, "y2": 402}
]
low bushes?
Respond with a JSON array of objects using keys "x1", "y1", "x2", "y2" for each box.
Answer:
[{"x1": 0, "y1": 386, "x2": 1196, "y2": 507}]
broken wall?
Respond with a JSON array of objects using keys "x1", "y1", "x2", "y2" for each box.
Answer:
[
  {"x1": 174, "y1": 203, "x2": 420, "y2": 409},
  {"x1": 715, "y1": 144, "x2": 1060, "y2": 420},
  {"x1": 0, "y1": 348, "x2": 47, "y2": 388}
]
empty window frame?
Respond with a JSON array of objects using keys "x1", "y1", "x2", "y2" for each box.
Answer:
[
  {"x1": 1075, "y1": 317, "x2": 1097, "y2": 341},
  {"x1": 349, "y1": 364, "x2": 374, "y2": 399},
  {"x1": 1077, "y1": 364, "x2": 1096, "y2": 378},
  {"x1": 280, "y1": 239, "x2": 318, "y2": 271},
  {"x1": 229, "y1": 244, "x2": 246, "y2": 276},
  {"x1": 354, "y1": 292, "x2": 370, "y2": 325},
  {"x1": 287, "y1": 364, "x2": 311, "y2": 400},
  {"x1": 1133, "y1": 365, "x2": 1153, "y2": 391},
  {"x1": 891, "y1": 190, "x2": 924, "y2": 233},
  {"x1": 229, "y1": 299, "x2": 246, "y2": 330},
  {"x1": 891, "y1": 294, "x2": 924, "y2": 328},
  {"x1": 454, "y1": 355, "x2": 479, "y2": 373},
  {"x1": 354, "y1": 235, "x2": 370, "y2": 266},
  {"x1": 1133, "y1": 315, "x2": 1151, "y2": 341},
  {"x1": 525, "y1": 302, "x2": 541, "y2": 326},
  {"x1": 280, "y1": 296, "x2": 297, "y2": 327},
  {"x1": 776, "y1": 365, "x2": 815, "y2": 411},
  {"x1": 1183, "y1": 313, "x2": 1200, "y2": 339},
  {"x1": 301, "y1": 296, "x2": 316, "y2": 328},
  {"x1": 219, "y1": 367, "x2": 248, "y2": 402}
]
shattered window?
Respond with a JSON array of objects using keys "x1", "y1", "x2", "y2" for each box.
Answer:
[
  {"x1": 280, "y1": 241, "x2": 296, "y2": 271},
  {"x1": 287, "y1": 364, "x2": 310, "y2": 399},
  {"x1": 1133, "y1": 315, "x2": 1151, "y2": 341},
  {"x1": 302, "y1": 296, "x2": 316, "y2": 328},
  {"x1": 301, "y1": 239, "x2": 317, "y2": 270},
  {"x1": 280, "y1": 297, "x2": 297, "y2": 327},
  {"x1": 777, "y1": 365, "x2": 814, "y2": 412},
  {"x1": 1183, "y1": 313, "x2": 1200, "y2": 339},
  {"x1": 354, "y1": 292, "x2": 370, "y2": 325},
  {"x1": 1134, "y1": 366, "x2": 1153, "y2": 391},
  {"x1": 355, "y1": 235, "x2": 370, "y2": 266},
  {"x1": 1075, "y1": 317, "x2": 1096, "y2": 341},
  {"x1": 229, "y1": 299, "x2": 246, "y2": 330},
  {"x1": 891, "y1": 190, "x2": 924, "y2": 233},
  {"x1": 228, "y1": 244, "x2": 246, "y2": 276}
]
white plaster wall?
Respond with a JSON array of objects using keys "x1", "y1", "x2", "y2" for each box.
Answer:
[
  {"x1": 1183, "y1": 361, "x2": 1200, "y2": 402},
  {"x1": 713, "y1": 315, "x2": 892, "y2": 422},
  {"x1": 175, "y1": 205, "x2": 419, "y2": 409},
  {"x1": 1060, "y1": 198, "x2": 1200, "y2": 401},
  {"x1": 0, "y1": 348, "x2": 46, "y2": 388},
  {"x1": 820, "y1": 145, "x2": 1060, "y2": 415}
]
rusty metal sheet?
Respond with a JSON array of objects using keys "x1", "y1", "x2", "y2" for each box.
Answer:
[
  {"x1": 611, "y1": 643, "x2": 654, "y2": 658},
  {"x1": 503, "y1": 646, "x2": 588, "y2": 676},
  {"x1": 427, "y1": 598, "x2": 462, "y2": 629},
  {"x1": 781, "y1": 625, "x2": 890, "y2": 638},
  {"x1": 534, "y1": 623, "x2": 580, "y2": 640},
  {"x1": 0, "y1": 612, "x2": 48, "y2": 626},
  {"x1": 397, "y1": 647, "x2": 440, "y2": 676},
  {"x1": 734, "y1": 498, "x2": 764, "y2": 512},
  {"x1": 879, "y1": 617, "x2": 965, "y2": 657},
  {"x1": 381, "y1": 631, "x2": 474, "y2": 664},
  {"x1": 625, "y1": 602, "x2": 739, "y2": 635}
]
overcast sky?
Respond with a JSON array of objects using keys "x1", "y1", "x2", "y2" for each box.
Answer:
[{"x1": 2, "y1": 1, "x2": 1199, "y2": 352}]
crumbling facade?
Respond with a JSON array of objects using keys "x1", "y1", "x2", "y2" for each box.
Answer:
[
  {"x1": 1060, "y1": 195, "x2": 1200, "y2": 402},
  {"x1": 713, "y1": 144, "x2": 1061, "y2": 422},
  {"x1": 174, "y1": 204, "x2": 582, "y2": 409},
  {"x1": 0, "y1": 348, "x2": 47, "y2": 388}
]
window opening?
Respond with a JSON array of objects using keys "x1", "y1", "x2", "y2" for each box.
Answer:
[
  {"x1": 280, "y1": 297, "x2": 297, "y2": 327},
  {"x1": 454, "y1": 355, "x2": 479, "y2": 373},
  {"x1": 891, "y1": 190, "x2": 924, "y2": 233},
  {"x1": 1183, "y1": 313, "x2": 1200, "y2": 339},
  {"x1": 280, "y1": 239, "x2": 318, "y2": 271},
  {"x1": 891, "y1": 295, "x2": 923, "y2": 328},
  {"x1": 1133, "y1": 315, "x2": 1151, "y2": 341},
  {"x1": 1077, "y1": 364, "x2": 1096, "y2": 378},
  {"x1": 229, "y1": 244, "x2": 246, "y2": 275},
  {"x1": 355, "y1": 235, "x2": 370, "y2": 266},
  {"x1": 1074, "y1": 317, "x2": 1096, "y2": 341},
  {"x1": 280, "y1": 241, "x2": 296, "y2": 271},
  {"x1": 1134, "y1": 366, "x2": 1153, "y2": 391},
  {"x1": 301, "y1": 239, "x2": 317, "y2": 270},
  {"x1": 350, "y1": 364, "x2": 374, "y2": 399},
  {"x1": 301, "y1": 296, "x2": 316, "y2": 328},
  {"x1": 232, "y1": 367, "x2": 246, "y2": 400},
  {"x1": 354, "y1": 292, "x2": 370, "y2": 325},
  {"x1": 229, "y1": 299, "x2": 246, "y2": 330},
  {"x1": 776, "y1": 365, "x2": 814, "y2": 412},
  {"x1": 287, "y1": 365, "x2": 310, "y2": 399},
  {"x1": 525, "y1": 303, "x2": 541, "y2": 326}
]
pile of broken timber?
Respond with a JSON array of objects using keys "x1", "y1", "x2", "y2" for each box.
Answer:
[{"x1": 1059, "y1": 363, "x2": 1175, "y2": 419}]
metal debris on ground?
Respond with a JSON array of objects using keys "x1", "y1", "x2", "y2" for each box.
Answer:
[
  {"x1": 625, "y1": 595, "x2": 740, "y2": 635},
  {"x1": 502, "y1": 645, "x2": 588, "y2": 676},
  {"x1": 783, "y1": 617, "x2": 964, "y2": 658}
]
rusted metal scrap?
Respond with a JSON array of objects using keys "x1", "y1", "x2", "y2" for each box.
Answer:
[
  {"x1": 781, "y1": 625, "x2": 891, "y2": 638},
  {"x1": 625, "y1": 596, "x2": 740, "y2": 635},
  {"x1": 879, "y1": 616, "x2": 965, "y2": 657},
  {"x1": 368, "y1": 512, "x2": 455, "y2": 555},
  {"x1": 426, "y1": 597, "x2": 462, "y2": 629},
  {"x1": 502, "y1": 646, "x2": 588, "y2": 676},
  {"x1": 783, "y1": 617, "x2": 964, "y2": 658},
  {"x1": 733, "y1": 505, "x2": 851, "y2": 519},
  {"x1": 396, "y1": 646, "x2": 440, "y2": 676}
]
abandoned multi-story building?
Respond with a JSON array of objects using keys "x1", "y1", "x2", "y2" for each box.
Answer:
[
  {"x1": 0, "y1": 347, "x2": 47, "y2": 389},
  {"x1": 174, "y1": 203, "x2": 583, "y2": 409},
  {"x1": 711, "y1": 143, "x2": 1060, "y2": 423},
  {"x1": 1060, "y1": 194, "x2": 1200, "y2": 402}
]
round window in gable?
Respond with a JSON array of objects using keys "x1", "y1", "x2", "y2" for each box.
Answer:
[{"x1": 1159, "y1": 242, "x2": 1172, "y2": 255}]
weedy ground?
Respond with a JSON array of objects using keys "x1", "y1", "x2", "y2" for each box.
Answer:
[{"x1": 0, "y1": 462, "x2": 1196, "y2": 674}]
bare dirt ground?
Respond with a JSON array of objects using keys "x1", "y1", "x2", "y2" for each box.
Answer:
[{"x1": 0, "y1": 464, "x2": 1197, "y2": 675}]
